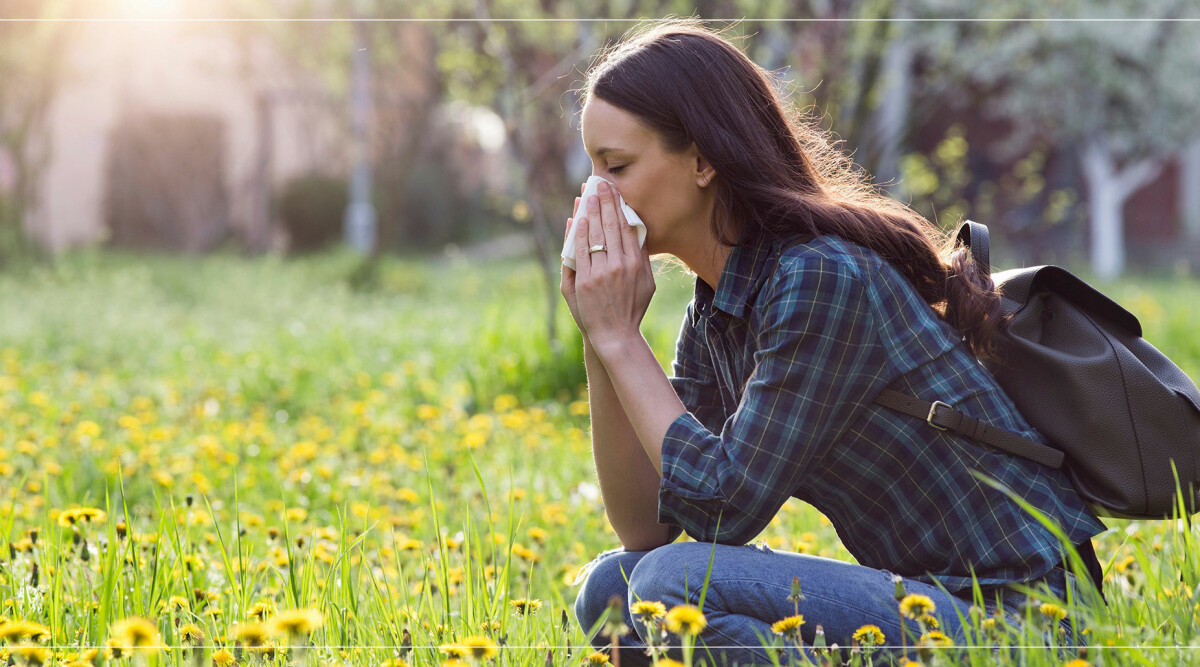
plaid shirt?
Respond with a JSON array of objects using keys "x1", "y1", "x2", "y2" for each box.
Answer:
[{"x1": 659, "y1": 233, "x2": 1106, "y2": 594}]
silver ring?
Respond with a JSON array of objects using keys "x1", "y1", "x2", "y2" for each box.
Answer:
[{"x1": 588, "y1": 244, "x2": 607, "y2": 254}]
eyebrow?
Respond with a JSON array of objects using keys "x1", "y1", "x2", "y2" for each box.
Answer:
[{"x1": 591, "y1": 146, "x2": 627, "y2": 157}]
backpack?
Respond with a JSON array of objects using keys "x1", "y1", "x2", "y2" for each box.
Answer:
[{"x1": 873, "y1": 221, "x2": 1200, "y2": 521}]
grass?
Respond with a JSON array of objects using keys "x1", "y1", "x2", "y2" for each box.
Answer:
[{"x1": 0, "y1": 247, "x2": 1197, "y2": 667}]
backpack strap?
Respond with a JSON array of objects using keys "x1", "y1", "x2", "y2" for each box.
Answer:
[
  {"x1": 955, "y1": 221, "x2": 991, "y2": 274},
  {"x1": 873, "y1": 389, "x2": 1065, "y2": 469}
]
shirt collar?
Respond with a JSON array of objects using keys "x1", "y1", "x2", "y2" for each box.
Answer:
[{"x1": 707, "y1": 234, "x2": 779, "y2": 320}]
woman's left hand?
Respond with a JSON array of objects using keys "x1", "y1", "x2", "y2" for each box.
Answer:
[{"x1": 570, "y1": 180, "x2": 655, "y2": 351}]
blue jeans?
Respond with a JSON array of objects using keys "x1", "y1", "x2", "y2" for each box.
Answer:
[{"x1": 573, "y1": 541, "x2": 1080, "y2": 667}]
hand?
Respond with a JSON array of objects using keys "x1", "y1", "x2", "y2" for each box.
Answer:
[
  {"x1": 568, "y1": 180, "x2": 655, "y2": 351},
  {"x1": 560, "y1": 182, "x2": 587, "y2": 332}
]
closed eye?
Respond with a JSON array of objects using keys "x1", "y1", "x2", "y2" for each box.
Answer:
[{"x1": 607, "y1": 166, "x2": 625, "y2": 174}]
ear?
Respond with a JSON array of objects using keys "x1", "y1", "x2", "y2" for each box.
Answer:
[{"x1": 689, "y1": 142, "x2": 716, "y2": 188}]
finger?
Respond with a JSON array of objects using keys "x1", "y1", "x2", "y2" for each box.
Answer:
[
  {"x1": 574, "y1": 214, "x2": 592, "y2": 274},
  {"x1": 586, "y1": 194, "x2": 606, "y2": 263},
  {"x1": 597, "y1": 181, "x2": 625, "y2": 257},
  {"x1": 564, "y1": 217, "x2": 572, "y2": 242},
  {"x1": 572, "y1": 196, "x2": 581, "y2": 219}
]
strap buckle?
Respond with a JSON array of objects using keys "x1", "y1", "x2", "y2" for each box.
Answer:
[{"x1": 927, "y1": 401, "x2": 951, "y2": 431}]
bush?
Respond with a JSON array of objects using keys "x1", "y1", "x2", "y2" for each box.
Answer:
[{"x1": 278, "y1": 173, "x2": 348, "y2": 253}]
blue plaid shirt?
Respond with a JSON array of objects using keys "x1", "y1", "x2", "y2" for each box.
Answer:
[{"x1": 659, "y1": 233, "x2": 1106, "y2": 594}]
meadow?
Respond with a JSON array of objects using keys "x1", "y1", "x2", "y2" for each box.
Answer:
[{"x1": 1, "y1": 249, "x2": 1198, "y2": 667}]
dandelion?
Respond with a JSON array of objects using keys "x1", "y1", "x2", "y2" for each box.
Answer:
[
  {"x1": 248, "y1": 600, "x2": 277, "y2": 622},
  {"x1": 600, "y1": 596, "x2": 628, "y2": 640},
  {"x1": 1040, "y1": 603, "x2": 1068, "y2": 622},
  {"x1": 771, "y1": 614, "x2": 805, "y2": 641},
  {"x1": 852, "y1": 624, "x2": 886, "y2": 646},
  {"x1": 631, "y1": 600, "x2": 666, "y2": 621},
  {"x1": 653, "y1": 660, "x2": 686, "y2": 667},
  {"x1": 919, "y1": 631, "x2": 952, "y2": 647},
  {"x1": 1063, "y1": 660, "x2": 1092, "y2": 667},
  {"x1": 211, "y1": 648, "x2": 236, "y2": 667},
  {"x1": 585, "y1": 651, "x2": 610, "y2": 664},
  {"x1": 458, "y1": 635, "x2": 499, "y2": 663},
  {"x1": 664, "y1": 605, "x2": 707, "y2": 637},
  {"x1": 899, "y1": 594, "x2": 936, "y2": 620},
  {"x1": 10, "y1": 644, "x2": 51, "y2": 667},
  {"x1": 233, "y1": 622, "x2": 272, "y2": 647},
  {"x1": 56, "y1": 507, "x2": 107, "y2": 529},
  {"x1": 509, "y1": 598, "x2": 543, "y2": 616},
  {"x1": 439, "y1": 644, "x2": 469, "y2": 661},
  {"x1": 0, "y1": 620, "x2": 50, "y2": 643},
  {"x1": 269, "y1": 609, "x2": 323, "y2": 636},
  {"x1": 179, "y1": 623, "x2": 205, "y2": 646},
  {"x1": 109, "y1": 618, "x2": 163, "y2": 653}
]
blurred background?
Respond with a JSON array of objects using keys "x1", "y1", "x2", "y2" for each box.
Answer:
[
  {"x1": 2, "y1": 0, "x2": 1198, "y2": 272},
  {"x1": 2, "y1": 0, "x2": 1199, "y2": 369}
]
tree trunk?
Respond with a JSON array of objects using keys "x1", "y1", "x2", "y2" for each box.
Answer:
[
  {"x1": 1183, "y1": 138, "x2": 1200, "y2": 242},
  {"x1": 1080, "y1": 139, "x2": 1163, "y2": 279}
]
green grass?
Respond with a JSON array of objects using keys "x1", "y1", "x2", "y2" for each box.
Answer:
[{"x1": 0, "y1": 248, "x2": 1198, "y2": 666}]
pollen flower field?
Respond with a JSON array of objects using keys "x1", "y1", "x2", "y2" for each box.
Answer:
[{"x1": 1, "y1": 251, "x2": 1198, "y2": 667}]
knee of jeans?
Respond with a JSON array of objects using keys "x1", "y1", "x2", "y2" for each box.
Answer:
[
  {"x1": 574, "y1": 549, "x2": 635, "y2": 638},
  {"x1": 627, "y1": 543, "x2": 706, "y2": 608}
]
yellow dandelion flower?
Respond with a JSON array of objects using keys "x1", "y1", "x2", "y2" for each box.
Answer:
[
  {"x1": 899, "y1": 594, "x2": 936, "y2": 620},
  {"x1": 509, "y1": 598, "x2": 542, "y2": 615},
  {"x1": 664, "y1": 605, "x2": 707, "y2": 636},
  {"x1": 211, "y1": 648, "x2": 236, "y2": 667},
  {"x1": 852, "y1": 624, "x2": 886, "y2": 646},
  {"x1": 919, "y1": 614, "x2": 939, "y2": 629},
  {"x1": 1063, "y1": 660, "x2": 1092, "y2": 667},
  {"x1": 110, "y1": 617, "x2": 162, "y2": 653},
  {"x1": 770, "y1": 614, "x2": 805, "y2": 639},
  {"x1": 269, "y1": 608, "x2": 323, "y2": 636},
  {"x1": 458, "y1": 635, "x2": 499, "y2": 662},
  {"x1": 586, "y1": 651, "x2": 611, "y2": 664},
  {"x1": 980, "y1": 617, "x2": 997, "y2": 631},
  {"x1": 438, "y1": 645, "x2": 468, "y2": 660},
  {"x1": 919, "y1": 630, "x2": 953, "y2": 647},
  {"x1": 249, "y1": 600, "x2": 277, "y2": 621},
  {"x1": 167, "y1": 596, "x2": 190, "y2": 613},
  {"x1": 0, "y1": 620, "x2": 50, "y2": 642},
  {"x1": 179, "y1": 623, "x2": 205, "y2": 645},
  {"x1": 653, "y1": 660, "x2": 686, "y2": 667},
  {"x1": 442, "y1": 661, "x2": 469, "y2": 667},
  {"x1": 233, "y1": 622, "x2": 272, "y2": 647},
  {"x1": 1040, "y1": 603, "x2": 1067, "y2": 622},
  {"x1": 631, "y1": 600, "x2": 666, "y2": 620},
  {"x1": 380, "y1": 660, "x2": 410, "y2": 667},
  {"x1": 11, "y1": 644, "x2": 51, "y2": 667},
  {"x1": 56, "y1": 507, "x2": 107, "y2": 529}
]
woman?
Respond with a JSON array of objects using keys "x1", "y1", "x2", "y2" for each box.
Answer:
[{"x1": 562, "y1": 19, "x2": 1105, "y2": 667}]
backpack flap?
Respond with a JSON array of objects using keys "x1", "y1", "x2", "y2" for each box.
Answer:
[{"x1": 989, "y1": 265, "x2": 1200, "y2": 519}]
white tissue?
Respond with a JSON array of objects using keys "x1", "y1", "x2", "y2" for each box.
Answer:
[{"x1": 561, "y1": 175, "x2": 646, "y2": 270}]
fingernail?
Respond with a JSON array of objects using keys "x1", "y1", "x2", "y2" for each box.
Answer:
[{"x1": 598, "y1": 181, "x2": 610, "y2": 193}]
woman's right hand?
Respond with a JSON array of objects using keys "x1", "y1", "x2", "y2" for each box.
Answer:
[{"x1": 560, "y1": 182, "x2": 586, "y2": 333}]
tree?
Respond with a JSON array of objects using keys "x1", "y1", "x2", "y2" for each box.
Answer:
[
  {"x1": 0, "y1": 0, "x2": 72, "y2": 262},
  {"x1": 913, "y1": 0, "x2": 1200, "y2": 278}
]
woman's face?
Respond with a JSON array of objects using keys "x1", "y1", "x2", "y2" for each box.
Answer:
[{"x1": 580, "y1": 98, "x2": 715, "y2": 256}]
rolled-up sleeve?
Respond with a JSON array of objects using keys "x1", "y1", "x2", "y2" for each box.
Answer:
[{"x1": 658, "y1": 256, "x2": 888, "y2": 545}]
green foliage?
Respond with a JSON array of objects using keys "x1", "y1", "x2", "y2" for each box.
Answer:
[
  {"x1": 0, "y1": 251, "x2": 1199, "y2": 665},
  {"x1": 278, "y1": 173, "x2": 349, "y2": 254}
]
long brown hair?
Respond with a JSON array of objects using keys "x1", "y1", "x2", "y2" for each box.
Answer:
[{"x1": 580, "y1": 19, "x2": 1003, "y2": 359}]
